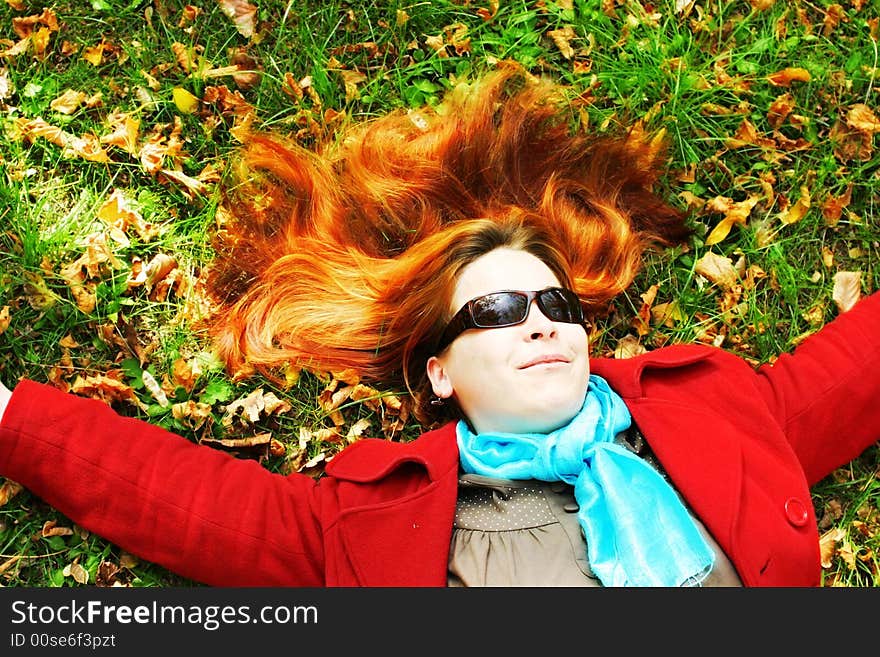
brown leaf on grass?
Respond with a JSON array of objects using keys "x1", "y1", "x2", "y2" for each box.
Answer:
[
  {"x1": 170, "y1": 42, "x2": 194, "y2": 72},
  {"x1": 767, "y1": 93, "x2": 795, "y2": 128},
  {"x1": 12, "y1": 8, "x2": 58, "y2": 38},
  {"x1": 821, "y1": 184, "x2": 852, "y2": 226},
  {"x1": 829, "y1": 120, "x2": 873, "y2": 161},
  {"x1": 222, "y1": 388, "x2": 292, "y2": 427},
  {"x1": 346, "y1": 418, "x2": 373, "y2": 443},
  {"x1": 63, "y1": 561, "x2": 89, "y2": 584},
  {"x1": 202, "y1": 84, "x2": 254, "y2": 116},
  {"x1": 725, "y1": 118, "x2": 777, "y2": 149},
  {"x1": 819, "y1": 527, "x2": 846, "y2": 568},
  {"x1": 336, "y1": 68, "x2": 367, "y2": 103},
  {"x1": 178, "y1": 5, "x2": 203, "y2": 27},
  {"x1": 201, "y1": 433, "x2": 270, "y2": 451},
  {"x1": 548, "y1": 26, "x2": 576, "y2": 59},
  {"x1": 100, "y1": 112, "x2": 140, "y2": 154},
  {"x1": 748, "y1": 0, "x2": 776, "y2": 9},
  {"x1": 845, "y1": 104, "x2": 880, "y2": 134},
  {"x1": 71, "y1": 372, "x2": 145, "y2": 409},
  {"x1": 424, "y1": 23, "x2": 471, "y2": 57},
  {"x1": 319, "y1": 385, "x2": 353, "y2": 426},
  {"x1": 97, "y1": 189, "x2": 158, "y2": 243},
  {"x1": 229, "y1": 47, "x2": 261, "y2": 89},
  {"x1": 695, "y1": 251, "x2": 739, "y2": 290},
  {"x1": 0, "y1": 305, "x2": 9, "y2": 336},
  {"x1": 95, "y1": 561, "x2": 123, "y2": 587},
  {"x1": 632, "y1": 283, "x2": 659, "y2": 336},
  {"x1": 650, "y1": 301, "x2": 685, "y2": 328},
  {"x1": 832, "y1": 271, "x2": 861, "y2": 313},
  {"x1": 218, "y1": 0, "x2": 258, "y2": 38},
  {"x1": 613, "y1": 334, "x2": 647, "y2": 359},
  {"x1": 822, "y1": 4, "x2": 847, "y2": 35},
  {"x1": 22, "y1": 271, "x2": 58, "y2": 310},
  {"x1": 767, "y1": 67, "x2": 811, "y2": 86},
  {"x1": 171, "y1": 357, "x2": 200, "y2": 392},
  {"x1": 42, "y1": 520, "x2": 74, "y2": 537},
  {"x1": 0, "y1": 479, "x2": 23, "y2": 507},
  {"x1": 14, "y1": 117, "x2": 111, "y2": 163}
]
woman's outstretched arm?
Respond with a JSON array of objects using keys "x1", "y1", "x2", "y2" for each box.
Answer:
[
  {"x1": 753, "y1": 290, "x2": 880, "y2": 485},
  {"x1": 0, "y1": 380, "x2": 326, "y2": 586}
]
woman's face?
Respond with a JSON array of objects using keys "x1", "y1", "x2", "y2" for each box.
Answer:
[{"x1": 426, "y1": 248, "x2": 590, "y2": 434}]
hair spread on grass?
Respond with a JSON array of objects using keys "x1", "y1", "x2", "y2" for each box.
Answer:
[{"x1": 205, "y1": 61, "x2": 692, "y2": 425}]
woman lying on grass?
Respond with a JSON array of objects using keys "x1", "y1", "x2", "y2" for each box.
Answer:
[{"x1": 1, "y1": 64, "x2": 878, "y2": 586}]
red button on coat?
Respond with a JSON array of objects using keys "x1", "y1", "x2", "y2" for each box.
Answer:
[{"x1": 784, "y1": 497, "x2": 809, "y2": 527}]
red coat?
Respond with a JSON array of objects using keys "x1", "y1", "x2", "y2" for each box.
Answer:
[{"x1": 1, "y1": 291, "x2": 878, "y2": 587}]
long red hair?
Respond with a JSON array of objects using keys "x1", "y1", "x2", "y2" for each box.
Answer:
[{"x1": 205, "y1": 62, "x2": 691, "y2": 425}]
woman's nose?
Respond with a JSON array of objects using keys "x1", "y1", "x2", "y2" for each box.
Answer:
[{"x1": 522, "y1": 300, "x2": 556, "y2": 339}]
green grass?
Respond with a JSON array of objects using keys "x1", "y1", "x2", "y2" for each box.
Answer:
[{"x1": 1, "y1": 0, "x2": 878, "y2": 587}]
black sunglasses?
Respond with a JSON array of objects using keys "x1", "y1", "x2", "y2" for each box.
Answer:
[{"x1": 436, "y1": 287, "x2": 586, "y2": 352}]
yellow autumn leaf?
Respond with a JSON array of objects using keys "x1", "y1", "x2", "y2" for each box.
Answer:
[
  {"x1": 100, "y1": 113, "x2": 140, "y2": 154},
  {"x1": 0, "y1": 305, "x2": 9, "y2": 336},
  {"x1": 779, "y1": 186, "x2": 811, "y2": 224},
  {"x1": 650, "y1": 301, "x2": 685, "y2": 327},
  {"x1": 767, "y1": 67, "x2": 811, "y2": 87},
  {"x1": 49, "y1": 88, "x2": 87, "y2": 114},
  {"x1": 81, "y1": 41, "x2": 105, "y2": 66},
  {"x1": 172, "y1": 87, "x2": 199, "y2": 114},
  {"x1": 704, "y1": 195, "x2": 760, "y2": 245},
  {"x1": 704, "y1": 217, "x2": 735, "y2": 246}
]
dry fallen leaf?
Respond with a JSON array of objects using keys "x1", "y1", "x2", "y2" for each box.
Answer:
[
  {"x1": 49, "y1": 88, "x2": 87, "y2": 114},
  {"x1": 832, "y1": 271, "x2": 861, "y2": 313},
  {"x1": 218, "y1": 0, "x2": 258, "y2": 39},
  {"x1": 42, "y1": 520, "x2": 74, "y2": 537},
  {"x1": 846, "y1": 103, "x2": 880, "y2": 134},
  {"x1": 63, "y1": 561, "x2": 89, "y2": 584},
  {"x1": 548, "y1": 26, "x2": 576, "y2": 59},
  {"x1": 779, "y1": 185, "x2": 811, "y2": 225},
  {"x1": 0, "y1": 478, "x2": 23, "y2": 507},
  {"x1": 222, "y1": 388, "x2": 292, "y2": 426},
  {"x1": 0, "y1": 305, "x2": 10, "y2": 336},
  {"x1": 822, "y1": 184, "x2": 853, "y2": 226},
  {"x1": 614, "y1": 334, "x2": 647, "y2": 359},
  {"x1": 695, "y1": 251, "x2": 739, "y2": 290},
  {"x1": 704, "y1": 195, "x2": 760, "y2": 245},
  {"x1": 767, "y1": 67, "x2": 811, "y2": 86},
  {"x1": 819, "y1": 526, "x2": 846, "y2": 568}
]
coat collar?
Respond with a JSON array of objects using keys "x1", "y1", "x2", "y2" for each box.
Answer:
[{"x1": 327, "y1": 345, "x2": 748, "y2": 585}]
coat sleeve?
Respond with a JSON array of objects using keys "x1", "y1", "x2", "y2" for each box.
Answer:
[
  {"x1": 752, "y1": 290, "x2": 880, "y2": 485},
  {"x1": 0, "y1": 380, "x2": 326, "y2": 586}
]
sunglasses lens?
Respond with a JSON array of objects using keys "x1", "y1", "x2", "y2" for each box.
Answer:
[
  {"x1": 539, "y1": 288, "x2": 582, "y2": 322},
  {"x1": 471, "y1": 292, "x2": 529, "y2": 327}
]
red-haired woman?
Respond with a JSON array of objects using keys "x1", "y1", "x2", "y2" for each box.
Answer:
[{"x1": 1, "y1": 65, "x2": 878, "y2": 587}]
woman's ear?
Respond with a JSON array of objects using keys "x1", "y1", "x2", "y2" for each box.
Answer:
[{"x1": 426, "y1": 355, "x2": 454, "y2": 399}]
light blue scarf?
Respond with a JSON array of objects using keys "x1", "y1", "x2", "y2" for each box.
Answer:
[{"x1": 455, "y1": 374, "x2": 715, "y2": 587}]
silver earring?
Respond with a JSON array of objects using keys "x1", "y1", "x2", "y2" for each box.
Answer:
[{"x1": 430, "y1": 396, "x2": 445, "y2": 407}]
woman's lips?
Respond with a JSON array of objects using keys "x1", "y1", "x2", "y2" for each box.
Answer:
[{"x1": 518, "y1": 354, "x2": 570, "y2": 369}]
